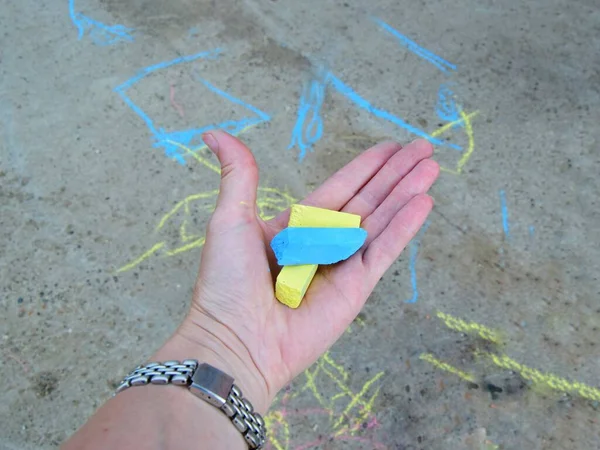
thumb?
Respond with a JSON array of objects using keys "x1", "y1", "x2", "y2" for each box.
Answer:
[{"x1": 202, "y1": 130, "x2": 259, "y2": 212}]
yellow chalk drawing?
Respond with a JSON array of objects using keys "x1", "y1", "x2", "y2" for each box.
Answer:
[
  {"x1": 117, "y1": 186, "x2": 295, "y2": 272},
  {"x1": 345, "y1": 315, "x2": 366, "y2": 334},
  {"x1": 426, "y1": 311, "x2": 600, "y2": 403},
  {"x1": 454, "y1": 109, "x2": 477, "y2": 174},
  {"x1": 436, "y1": 311, "x2": 504, "y2": 345},
  {"x1": 155, "y1": 191, "x2": 218, "y2": 231},
  {"x1": 354, "y1": 315, "x2": 366, "y2": 327},
  {"x1": 478, "y1": 351, "x2": 600, "y2": 402},
  {"x1": 266, "y1": 351, "x2": 385, "y2": 449},
  {"x1": 430, "y1": 109, "x2": 479, "y2": 175},
  {"x1": 116, "y1": 242, "x2": 166, "y2": 273},
  {"x1": 265, "y1": 410, "x2": 291, "y2": 450},
  {"x1": 323, "y1": 352, "x2": 349, "y2": 382},
  {"x1": 430, "y1": 110, "x2": 478, "y2": 140},
  {"x1": 419, "y1": 353, "x2": 477, "y2": 383},
  {"x1": 117, "y1": 139, "x2": 296, "y2": 273},
  {"x1": 308, "y1": 352, "x2": 383, "y2": 430},
  {"x1": 333, "y1": 374, "x2": 382, "y2": 436}
]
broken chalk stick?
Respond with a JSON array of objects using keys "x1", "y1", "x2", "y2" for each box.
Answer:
[
  {"x1": 275, "y1": 205, "x2": 362, "y2": 308},
  {"x1": 271, "y1": 227, "x2": 367, "y2": 265},
  {"x1": 274, "y1": 264, "x2": 319, "y2": 309}
]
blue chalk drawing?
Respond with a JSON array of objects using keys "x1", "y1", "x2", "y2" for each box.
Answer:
[
  {"x1": 405, "y1": 220, "x2": 431, "y2": 304},
  {"x1": 499, "y1": 190, "x2": 510, "y2": 239},
  {"x1": 194, "y1": 75, "x2": 271, "y2": 139},
  {"x1": 114, "y1": 49, "x2": 271, "y2": 164},
  {"x1": 529, "y1": 225, "x2": 535, "y2": 238},
  {"x1": 436, "y1": 83, "x2": 460, "y2": 123},
  {"x1": 327, "y1": 74, "x2": 461, "y2": 151},
  {"x1": 287, "y1": 20, "x2": 465, "y2": 161},
  {"x1": 287, "y1": 70, "x2": 461, "y2": 161},
  {"x1": 69, "y1": 0, "x2": 134, "y2": 45},
  {"x1": 288, "y1": 71, "x2": 328, "y2": 161},
  {"x1": 373, "y1": 18, "x2": 456, "y2": 73}
]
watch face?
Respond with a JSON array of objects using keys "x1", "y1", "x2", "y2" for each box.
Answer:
[{"x1": 189, "y1": 363, "x2": 234, "y2": 407}]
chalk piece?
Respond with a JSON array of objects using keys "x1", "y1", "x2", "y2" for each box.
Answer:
[
  {"x1": 275, "y1": 205, "x2": 361, "y2": 308},
  {"x1": 275, "y1": 264, "x2": 318, "y2": 309},
  {"x1": 288, "y1": 204, "x2": 361, "y2": 228},
  {"x1": 271, "y1": 227, "x2": 367, "y2": 265}
]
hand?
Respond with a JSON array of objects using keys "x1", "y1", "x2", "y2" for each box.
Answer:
[{"x1": 165, "y1": 130, "x2": 439, "y2": 413}]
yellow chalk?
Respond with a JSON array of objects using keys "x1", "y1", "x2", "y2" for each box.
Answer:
[
  {"x1": 275, "y1": 264, "x2": 319, "y2": 308},
  {"x1": 275, "y1": 205, "x2": 361, "y2": 308},
  {"x1": 287, "y1": 204, "x2": 361, "y2": 228}
]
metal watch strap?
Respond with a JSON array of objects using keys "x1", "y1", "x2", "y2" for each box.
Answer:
[{"x1": 116, "y1": 360, "x2": 266, "y2": 449}]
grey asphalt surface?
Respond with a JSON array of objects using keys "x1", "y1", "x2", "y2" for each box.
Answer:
[{"x1": 1, "y1": 0, "x2": 600, "y2": 448}]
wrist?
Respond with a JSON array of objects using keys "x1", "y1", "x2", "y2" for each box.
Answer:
[
  {"x1": 64, "y1": 366, "x2": 250, "y2": 450},
  {"x1": 152, "y1": 313, "x2": 271, "y2": 414}
]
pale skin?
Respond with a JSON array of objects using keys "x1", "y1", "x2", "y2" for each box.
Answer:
[{"x1": 63, "y1": 130, "x2": 439, "y2": 449}]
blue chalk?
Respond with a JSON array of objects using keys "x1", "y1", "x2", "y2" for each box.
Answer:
[{"x1": 271, "y1": 227, "x2": 367, "y2": 266}]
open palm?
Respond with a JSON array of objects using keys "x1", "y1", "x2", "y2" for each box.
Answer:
[{"x1": 187, "y1": 130, "x2": 439, "y2": 410}]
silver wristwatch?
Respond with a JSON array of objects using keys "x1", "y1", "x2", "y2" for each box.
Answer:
[{"x1": 116, "y1": 360, "x2": 266, "y2": 449}]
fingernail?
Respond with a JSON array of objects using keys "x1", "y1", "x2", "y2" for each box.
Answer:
[
  {"x1": 410, "y1": 138, "x2": 436, "y2": 154},
  {"x1": 202, "y1": 133, "x2": 219, "y2": 153}
]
